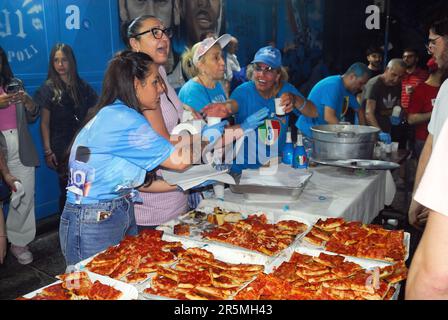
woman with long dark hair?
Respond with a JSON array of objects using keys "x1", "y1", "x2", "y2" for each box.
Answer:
[
  {"x1": 34, "y1": 43, "x2": 98, "y2": 212},
  {"x1": 60, "y1": 50, "x2": 198, "y2": 266},
  {"x1": 0, "y1": 46, "x2": 39, "y2": 265}
]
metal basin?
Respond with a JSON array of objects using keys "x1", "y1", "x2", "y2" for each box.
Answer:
[{"x1": 311, "y1": 124, "x2": 380, "y2": 160}]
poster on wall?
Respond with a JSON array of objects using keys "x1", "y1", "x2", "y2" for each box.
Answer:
[{"x1": 0, "y1": 0, "x2": 47, "y2": 75}]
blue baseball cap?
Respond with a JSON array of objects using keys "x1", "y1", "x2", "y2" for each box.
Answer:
[{"x1": 251, "y1": 46, "x2": 282, "y2": 69}]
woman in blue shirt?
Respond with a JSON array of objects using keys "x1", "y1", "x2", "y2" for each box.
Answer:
[{"x1": 60, "y1": 51, "x2": 198, "y2": 266}]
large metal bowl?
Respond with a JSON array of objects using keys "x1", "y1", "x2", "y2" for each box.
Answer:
[{"x1": 311, "y1": 124, "x2": 380, "y2": 160}]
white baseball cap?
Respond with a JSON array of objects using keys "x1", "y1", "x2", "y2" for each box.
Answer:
[{"x1": 192, "y1": 34, "x2": 232, "y2": 67}]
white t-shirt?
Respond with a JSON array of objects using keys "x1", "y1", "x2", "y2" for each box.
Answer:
[
  {"x1": 428, "y1": 78, "x2": 448, "y2": 145},
  {"x1": 415, "y1": 118, "x2": 448, "y2": 216}
]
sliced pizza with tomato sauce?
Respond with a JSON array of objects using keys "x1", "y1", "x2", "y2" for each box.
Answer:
[
  {"x1": 303, "y1": 218, "x2": 407, "y2": 262},
  {"x1": 235, "y1": 251, "x2": 405, "y2": 300},
  {"x1": 143, "y1": 248, "x2": 264, "y2": 300},
  {"x1": 202, "y1": 214, "x2": 308, "y2": 256}
]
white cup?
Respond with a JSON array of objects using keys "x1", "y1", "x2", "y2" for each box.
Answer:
[
  {"x1": 213, "y1": 183, "x2": 225, "y2": 200},
  {"x1": 274, "y1": 98, "x2": 285, "y2": 116},
  {"x1": 206, "y1": 117, "x2": 221, "y2": 126},
  {"x1": 391, "y1": 142, "x2": 399, "y2": 152},
  {"x1": 392, "y1": 106, "x2": 402, "y2": 118}
]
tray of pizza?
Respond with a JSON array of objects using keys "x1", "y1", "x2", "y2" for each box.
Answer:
[
  {"x1": 140, "y1": 247, "x2": 265, "y2": 300},
  {"x1": 301, "y1": 217, "x2": 410, "y2": 263},
  {"x1": 19, "y1": 271, "x2": 138, "y2": 300},
  {"x1": 75, "y1": 229, "x2": 207, "y2": 287},
  {"x1": 234, "y1": 246, "x2": 407, "y2": 300},
  {"x1": 157, "y1": 207, "x2": 312, "y2": 259}
]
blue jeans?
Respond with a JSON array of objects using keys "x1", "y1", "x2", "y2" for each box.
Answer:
[{"x1": 59, "y1": 196, "x2": 137, "y2": 267}]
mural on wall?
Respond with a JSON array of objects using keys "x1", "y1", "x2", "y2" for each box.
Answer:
[
  {"x1": 118, "y1": 0, "x2": 324, "y2": 93},
  {"x1": 282, "y1": 0, "x2": 325, "y2": 95},
  {"x1": 118, "y1": 0, "x2": 224, "y2": 90},
  {"x1": 0, "y1": 0, "x2": 46, "y2": 75}
]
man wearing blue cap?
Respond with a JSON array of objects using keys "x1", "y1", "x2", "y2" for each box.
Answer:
[
  {"x1": 296, "y1": 63, "x2": 370, "y2": 138},
  {"x1": 230, "y1": 46, "x2": 317, "y2": 171}
]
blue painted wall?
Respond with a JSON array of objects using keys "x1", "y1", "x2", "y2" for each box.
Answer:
[{"x1": 1, "y1": 0, "x2": 122, "y2": 220}]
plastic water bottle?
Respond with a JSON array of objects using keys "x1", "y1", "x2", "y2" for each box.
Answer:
[
  {"x1": 282, "y1": 130, "x2": 294, "y2": 165},
  {"x1": 293, "y1": 132, "x2": 308, "y2": 169}
]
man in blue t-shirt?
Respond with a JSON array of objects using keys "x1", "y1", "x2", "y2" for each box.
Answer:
[
  {"x1": 230, "y1": 46, "x2": 317, "y2": 172},
  {"x1": 296, "y1": 63, "x2": 370, "y2": 138}
]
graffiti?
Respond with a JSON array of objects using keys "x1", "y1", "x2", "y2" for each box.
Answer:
[{"x1": 1, "y1": 0, "x2": 45, "y2": 64}]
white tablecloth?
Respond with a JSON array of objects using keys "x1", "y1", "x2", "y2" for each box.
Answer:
[{"x1": 199, "y1": 166, "x2": 396, "y2": 224}]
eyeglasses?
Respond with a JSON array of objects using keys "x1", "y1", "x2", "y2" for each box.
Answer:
[
  {"x1": 425, "y1": 36, "x2": 441, "y2": 53},
  {"x1": 132, "y1": 27, "x2": 173, "y2": 39},
  {"x1": 254, "y1": 64, "x2": 276, "y2": 75}
]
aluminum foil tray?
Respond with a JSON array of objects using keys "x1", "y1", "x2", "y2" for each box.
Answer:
[{"x1": 228, "y1": 172, "x2": 312, "y2": 202}]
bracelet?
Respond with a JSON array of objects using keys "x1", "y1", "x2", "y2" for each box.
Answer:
[
  {"x1": 45, "y1": 152, "x2": 54, "y2": 157},
  {"x1": 298, "y1": 98, "x2": 307, "y2": 112},
  {"x1": 0, "y1": 235, "x2": 7, "y2": 238},
  {"x1": 44, "y1": 149, "x2": 53, "y2": 155}
]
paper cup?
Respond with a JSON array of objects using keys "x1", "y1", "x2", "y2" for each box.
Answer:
[
  {"x1": 207, "y1": 117, "x2": 221, "y2": 126},
  {"x1": 213, "y1": 183, "x2": 225, "y2": 200},
  {"x1": 391, "y1": 142, "x2": 399, "y2": 152},
  {"x1": 392, "y1": 106, "x2": 401, "y2": 118},
  {"x1": 274, "y1": 98, "x2": 285, "y2": 116}
]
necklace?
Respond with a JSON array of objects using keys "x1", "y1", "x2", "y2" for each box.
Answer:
[{"x1": 196, "y1": 75, "x2": 215, "y2": 104}]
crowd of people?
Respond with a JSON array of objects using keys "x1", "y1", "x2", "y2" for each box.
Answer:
[{"x1": 1, "y1": 5, "x2": 448, "y2": 300}]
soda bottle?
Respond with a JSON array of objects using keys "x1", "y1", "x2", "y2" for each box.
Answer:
[
  {"x1": 293, "y1": 131, "x2": 308, "y2": 169},
  {"x1": 282, "y1": 130, "x2": 294, "y2": 165}
]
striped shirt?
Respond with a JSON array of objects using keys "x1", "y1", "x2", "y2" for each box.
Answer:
[
  {"x1": 134, "y1": 66, "x2": 188, "y2": 226},
  {"x1": 401, "y1": 68, "x2": 429, "y2": 109}
]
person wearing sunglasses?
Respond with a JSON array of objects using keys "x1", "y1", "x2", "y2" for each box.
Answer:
[
  {"x1": 408, "y1": 16, "x2": 448, "y2": 232},
  {"x1": 229, "y1": 46, "x2": 317, "y2": 172}
]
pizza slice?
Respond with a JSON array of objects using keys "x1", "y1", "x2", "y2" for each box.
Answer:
[
  {"x1": 313, "y1": 252, "x2": 345, "y2": 268},
  {"x1": 321, "y1": 279, "x2": 352, "y2": 291},
  {"x1": 125, "y1": 272, "x2": 149, "y2": 283},
  {"x1": 186, "y1": 286, "x2": 232, "y2": 300},
  {"x1": 303, "y1": 232, "x2": 325, "y2": 247},
  {"x1": 357, "y1": 281, "x2": 391, "y2": 300},
  {"x1": 173, "y1": 223, "x2": 190, "y2": 236},
  {"x1": 40, "y1": 283, "x2": 73, "y2": 300},
  {"x1": 349, "y1": 272, "x2": 379, "y2": 294},
  {"x1": 332, "y1": 261, "x2": 363, "y2": 278},
  {"x1": 325, "y1": 240, "x2": 357, "y2": 256},
  {"x1": 273, "y1": 262, "x2": 300, "y2": 282},
  {"x1": 384, "y1": 286, "x2": 397, "y2": 300},
  {"x1": 151, "y1": 275, "x2": 178, "y2": 292},
  {"x1": 310, "y1": 227, "x2": 332, "y2": 242},
  {"x1": 276, "y1": 220, "x2": 308, "y2": 235},
  {"x1": 289, "y1": 252, "x2": 315, "y2": 265},
  {"x1": 87, "y1": 281, "x2": 123, "y2": 300},
  {"x1": 380, "y1": 261, "x2": 408, "y2": 284},
  {"x1": 57, "y1": 272, "x2": 92, "y2": 299},
  {"x1": 88, "y1": 262, "x2": 121, "y2": 277},
  {"x1": 320, "y1": 287, "x2": 360, "y2": 300},
  {"x1": 314, "y1": 218, "x2": 346, "y2": 231},
  {"x1": 211, "y1": 275, "x2": 244, "y2": 289}
]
